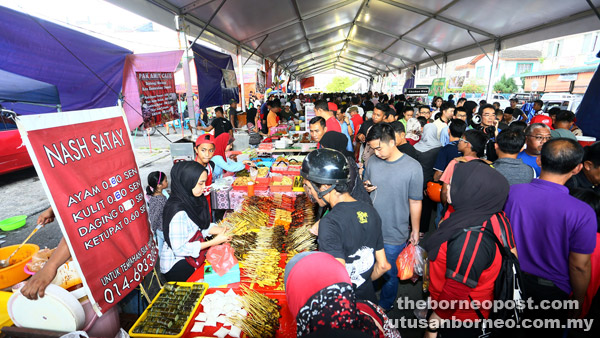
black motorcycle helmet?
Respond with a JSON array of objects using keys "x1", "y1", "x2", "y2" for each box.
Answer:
[{"x1": 301, "y1": 148, "x2": 350, "y2": 185}]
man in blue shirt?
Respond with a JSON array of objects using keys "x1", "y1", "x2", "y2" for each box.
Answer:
[
  {"x1": 433, "y1": 119, "x2": 467, "y2": 181},
  {"x1": 335, "y1": 107, "x2": 354, "y2": 152},
  {"x1": 517, "y1": 123, "x2": 552, "y2": 177}
]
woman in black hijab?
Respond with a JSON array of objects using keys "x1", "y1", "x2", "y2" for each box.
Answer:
[
  {"x1": 422, "y1": 161, "x2": 516, "y2": 338},
  {"x1": 319, "y1": 131, "x2": 371, "y2": 205},
  {"x1": 161, "y1": 161, "x2": 230, "y2": 282}
]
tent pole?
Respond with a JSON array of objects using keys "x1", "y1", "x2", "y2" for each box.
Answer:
[
  {"x1": 178, "y1": 16, "x2": 197, "y2": 133},
  {"x1": 486, "y1": 40, "x2": 501, "y2": 102},
  {"x1": 586, "y1": 0, "x2": 600, "y2": 20},
  {"x1": 237, "y1": 45, "x2": 246, "y2": 111}
]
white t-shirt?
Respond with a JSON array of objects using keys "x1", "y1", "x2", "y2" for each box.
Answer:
[{"x1": 294, "y1": 98, "x2": 303, "y2": 111}]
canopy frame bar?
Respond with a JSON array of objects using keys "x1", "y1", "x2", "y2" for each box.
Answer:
[
  {"x1": 241, "y1": 0, "x2": 360, "y2": 43},
  {"x1": 190, "y1": 0, "x2": 227, "y2": 47},
  {"x1": 244, "y1": 34, "x2": 269, "y2": 65}
]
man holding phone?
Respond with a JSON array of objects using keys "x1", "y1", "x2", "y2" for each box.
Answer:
[{"x1": 363, "y1": 124, "x2": 423, "y2": 311}]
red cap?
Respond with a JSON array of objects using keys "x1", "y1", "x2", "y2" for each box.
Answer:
[
  {"x1": 530, "y1": 115, "x2": 554, "y2": 130},
  {"x1": 328, "y1": 102, "x2": 338, "y2": 111},
  {"x1": 195, "y1": 134, "x2": 215, "y2": 147}
]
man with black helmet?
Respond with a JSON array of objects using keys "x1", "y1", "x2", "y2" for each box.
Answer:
[{"x1": 301, "y1": 148, "x2": 391, "y2": 303}]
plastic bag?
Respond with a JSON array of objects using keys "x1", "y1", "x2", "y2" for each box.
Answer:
[
  {"x1": 396, "y1": 244, "x2": 415, "y2": 280},
  {"x1": 206, "y1": 243, "x2": 239, "y2": 276},
  {"x1": 413, "y1": 245, "x2": 428, "y2": 277}
]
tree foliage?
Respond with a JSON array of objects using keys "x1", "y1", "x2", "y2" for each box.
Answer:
[
  {"x1": 326, "y1": 76, "x2": 358, "y2": 92},
  {"x1": 493, "y1": 74, "x2": 518, "y2": 93},
  {"x1": 446, "y1": 82, "x2": 486, "y2": 94}
]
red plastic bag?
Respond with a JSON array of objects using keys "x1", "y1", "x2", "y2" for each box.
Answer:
[
  {"x1": 396, "y1": 244, "x2": 415, "y2": 280},
  {"x1": 206, "y1": 243, "x2": 238, "y2": 276}
]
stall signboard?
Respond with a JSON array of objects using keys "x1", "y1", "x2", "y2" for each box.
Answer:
[
  {"x1": 136, "y1": 72, "x2": 177, "y2": 129},
  {"x1": 430, "y1": 78, "x2": 446, "y2": 98},
  {"x1": 17, "y1": 107, "x2": 157, "y2": 316},
  {"x1": 404, "y1": 88, "x2": 429, "y2": 95}
]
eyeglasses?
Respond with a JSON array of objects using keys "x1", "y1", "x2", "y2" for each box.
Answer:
[
  {"x1": 528, "y1": 135, "x2": 552, "y2": 142},
  {"x1": 459, "y1": 137, "x2": 470, "y2": 144}
]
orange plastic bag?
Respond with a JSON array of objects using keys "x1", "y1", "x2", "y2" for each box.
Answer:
[
  {"x1": 206, "y1": 243, "x2": 239, "y2": 276},
  {"x1": 396, "y1": 244, "x2": 415, "y2": 280}
]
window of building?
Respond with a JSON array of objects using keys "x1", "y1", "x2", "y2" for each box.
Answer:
[
  {"x1": 419, "y1": 68, "x2": 427, "y2": 78},
  {"x1": 429, "y1": 67, "x2": 438, "y2": 76},
  {"x1": 516, "y1": 63, "x2": 533, "y2": 75},
  {"x1": 582, "y1": 33, "x2": 599, "y2": 53},
  {"x1": 466, "y1": 70, "x2": 470, "y2": 78},
  {"x1": 476, "y1": 66, "x2": 486, "y2": 79},
  {"x1": 547, "y1": 40, "x2": 562, "y2": 57}
]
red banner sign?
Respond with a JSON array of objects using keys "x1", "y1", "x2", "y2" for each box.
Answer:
[
  {"x1": 18, "y1": 107, "x2": 156, "y2": 315},
  {"x1": 136, "y1": 72, "x2": 177, "y2": 128},
  {"x1": 300, "y1": 76, "x2": 315, "y2": 89}
]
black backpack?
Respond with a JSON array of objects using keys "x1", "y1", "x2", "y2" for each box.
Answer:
[{"x1": 464, "y1": 224, "x2": 525, "y2": 324}]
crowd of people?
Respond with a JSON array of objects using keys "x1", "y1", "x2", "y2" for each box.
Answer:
[
  {"x1": 19, "y1": 90, "x2": 599, "y2": 337},
  {"x1": 294, "y1": 91, "x2": 598, "y2": 337},
  {"x1": 155, "y1": 91, "x2": 598, "y2": 337}
]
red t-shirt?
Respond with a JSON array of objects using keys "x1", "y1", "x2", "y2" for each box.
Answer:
[
  {"x1": 582, "y1": 233, "x2": 600, "y2": 318},
  {"x1": 429, "y1": 212, "x2": 516, "y2": 320},
  {"x1": 350, "y1": 114, "x2": 363, "y2": 137},
  {"x1": 326, "y1": 117, "x2": 342, "y2": 133}
]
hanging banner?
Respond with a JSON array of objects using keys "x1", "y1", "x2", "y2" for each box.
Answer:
[
  {"x1": 448, "y1": 75, "x2": 466, "y2": 89},
  {"x1": 430, "y1": 77, "x2": 447, "y2": 98},
  {"x1": 221, "y1": 69, "x2": 238, "y2": 88},
  {"x1": 136, "y1": 72, "x2": 177, "y2": 129},
  {"x1": 257, "y1": 70, "x2": 266, "y2": 94},
  {"x1": 300, "y1": 77, "x2": 315, "y2": 89},
  {"x1": 265, "y1": 59, "x2": 273, "y2": 90},
  {"x1": 17, "y1": 107, "x2": 157, "y2": 316}
]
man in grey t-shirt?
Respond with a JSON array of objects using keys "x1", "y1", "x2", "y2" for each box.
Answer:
[
  {"x1": 363, "y1": 124, "x2": 423, "y2": 311},
  {"x1": 494, "y1": 129, "x2": 534, "y2": 185}
]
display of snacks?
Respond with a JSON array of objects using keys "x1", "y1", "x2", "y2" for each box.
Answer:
[
  {"x1": 230, "y1": 231, "x2": 258, "y2": 260},
  {"x1": 221, "y1": 206, "x2": 268, "y2": 235},
  {"x1": 235, "y1": 169, "x2": 250, "y2": 177},
  {"x1": 270, "y1": 176, "x2": 293, "y2": 192},
  {"x1": 272, "y1": 176, "x2": 293, "y2": 186},
  {"x1": 229, "y1": 286, "x2": 281, "y2": 338},
  {"x1": 285, "y1": 225, "x2": 317, "y2": 254},
  {"x1": 254, "y1": 177, "x2": 270, "y2": 191},
  {"x1": 130, "y1": 282, "x2": 208, "y2": 337},
  {"x1": 243, "y1": 227, "x2": 285, "y2": 287},
  {"x1": 233, "y1": 176, "x2": 253, "y2": 186},
  {"x1": 256, "y1": 167, "x2": 270, "y2": 178}
]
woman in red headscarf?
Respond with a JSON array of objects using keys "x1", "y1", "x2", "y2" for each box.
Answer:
[{"x1": 211, "y1": 133, "x2": 254, "y2": 179}]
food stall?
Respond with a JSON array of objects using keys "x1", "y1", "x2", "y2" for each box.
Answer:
[{"x1": 1, "y1": 109, "x2": 319, "y2": 338}]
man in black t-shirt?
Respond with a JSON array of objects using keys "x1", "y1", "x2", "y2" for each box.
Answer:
[
  {"x1": 301, "y1": 149, "x2": 391, "y2": 303},
  {"x1": 197, "y1": 106, "x2": 233, "y2": 138},
  {"x1": 228, "y1": 100, "x2": 238, "y2": 128},
  {"x1": 389, "y1": 121, "x2": 418, "y2": 159}
]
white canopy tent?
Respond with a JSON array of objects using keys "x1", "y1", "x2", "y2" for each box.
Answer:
[{"x1": 108, "y1": 0, "x2": 600, "y2": 94}]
